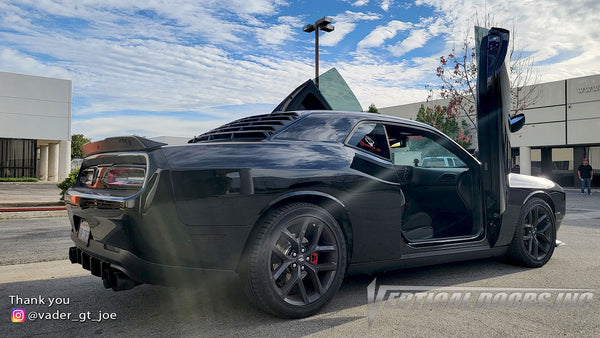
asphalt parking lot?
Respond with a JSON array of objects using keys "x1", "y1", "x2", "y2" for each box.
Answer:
[{"x1": 0, "y1": 188, "x2": 598, "y2": 337}]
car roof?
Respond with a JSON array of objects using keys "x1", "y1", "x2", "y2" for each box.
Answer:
[
  {"x1": 289, "y1": 110, "x2": 440, "y2": 132},
  {"x1": 189, "y1": 110, "x2": 444, "y2": 144}
]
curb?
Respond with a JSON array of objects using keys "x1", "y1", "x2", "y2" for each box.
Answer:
[
  {"x1": 0, "y1": 209, "x2": 67, "y2": 220},
  {"x1": 0, "y1": 206, "x2": 66, "y2": 212},
  {"x1": 0, "y1": 201, "x2": 64, "y2": 207}
]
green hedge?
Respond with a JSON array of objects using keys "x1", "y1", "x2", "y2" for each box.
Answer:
[
  {"x1": 57, "y1": 170, "x2": 79, "y2": 200},
  {"x1": 0, "y1": 177, "x2": 39, "y2": 182}
]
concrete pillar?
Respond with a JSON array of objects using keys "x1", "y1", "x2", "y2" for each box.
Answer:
[
  {"x1": 520, "y1": 146, "x2": 531, "y2": 176},
  {"x1": 48, "y1": 143, "x2": 59, "y2": 182},
  {"x1": 541, "y1": 147, "x2": 553, "y2": 178},
  {"x1": 58, "y1": 140, "x2": 71, "y2": 180},
  {"x1": 38, "y1": 145, "x2": 49, "y2": 181}
]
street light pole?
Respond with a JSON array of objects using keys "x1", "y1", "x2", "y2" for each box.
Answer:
[
  {"x1": 303, "y1": 17, "x2": 334, "y2": 88},
  {"x1": 314, "y1": 26, "x2": 319, "y2": 87}
]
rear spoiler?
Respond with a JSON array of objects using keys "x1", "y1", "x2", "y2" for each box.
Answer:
[{"x1": 82, "y1": 136, "x2": 167, "y2": 157}]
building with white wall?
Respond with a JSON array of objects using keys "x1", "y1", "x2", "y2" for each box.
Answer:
[
  {"x1": 0, "y1": 71, "x2": 72, "y2": 182},
  {"x1": 380, "y1": 74, "x2": 600, "y2": 187}
]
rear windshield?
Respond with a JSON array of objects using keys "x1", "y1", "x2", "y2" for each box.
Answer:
[{"x1": 274, "y1": 114, "x2": 359, "y2": 143}]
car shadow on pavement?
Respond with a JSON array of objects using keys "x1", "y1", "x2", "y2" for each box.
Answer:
[
  {"x1": 324, "y1": 257, "x2": 536, "y2": 314},
  {"x1": 1, "y1": 257, "x2": 535, "y2": 336},
  {"x1": 0, "y1": 273, "x2": 363, "y2": 336}
]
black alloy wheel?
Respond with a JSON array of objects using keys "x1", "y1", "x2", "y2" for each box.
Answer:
[
  {"x1": 507, "y1": 198, "x2": 556, "y2": 268},
  {"x1": 241, "y1": 203, "x2": 347, "y2": 318}
]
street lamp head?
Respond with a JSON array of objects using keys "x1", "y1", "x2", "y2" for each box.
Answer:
[
  {"x1": 315, "y1": 16, "x2": 333, "y2": 27},
  {"x1": 304, "y1": 16, "x2": 335, "y2": 89},
  {"x1": 302, "y1": 24, "x2": 315, "y2": 33},
  {"x1": 320, "y1": 24, "x2": 334, "y2": 32}
]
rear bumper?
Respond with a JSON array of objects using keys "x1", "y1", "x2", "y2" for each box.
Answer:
[{"x1": 69, "y1": 231, "x2": 236, "y2": 286}]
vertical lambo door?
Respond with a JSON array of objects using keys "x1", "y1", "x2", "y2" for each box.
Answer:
[{"x1": 476, "y1": 27, "x2": 512, "y2": 246}]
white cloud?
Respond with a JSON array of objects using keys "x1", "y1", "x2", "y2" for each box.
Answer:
[
  {"x1": 358, "y1": 20, "x2": 412, "y2": 49},
  {"x1": 229, "y1": 0, "x2": 287, "y2": 15},
  {"x1": 1, "y1": 0, "x2": 600, "y2": 141},
  {"x1": 352, "y1": 0, "x2": 370, "y2": 6},
  {"x1": 415, "y1": 0, "x2": 600, "y2": 84},
  {"x1": 0, "y1": 48, "x2": 72, "y2": 80},
  {"x1": 4, "y1": 0, "x2": 290, "y2": 45},
  {"x1": 72, "y1": 115, "x2": 226, "y2": 141},
  {"x1": 334, "y1": 56, "x2": 440, "y2": 109},
  {"x1": 380, "y1": 0, "x2": 393, "y2": 11},
  {"x1": 320, "y1": 11, "x2": 381, "y2": 47},
  {"x1": 0, "y1": 27, "x2": 314, "y2": 117},
  {"x1": 254, "y1": 16, "x2": 302, "y2": 46},
  {"x1": 256, "y1": 23, "x2": 295, "y2": 46},
  {"x1": 388, "y1": 29, "x2": 431, "y2": 56}
]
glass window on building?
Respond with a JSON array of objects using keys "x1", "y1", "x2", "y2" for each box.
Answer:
[{"x1": 0, "y1": 138, "x2": 37, "y2": 178}]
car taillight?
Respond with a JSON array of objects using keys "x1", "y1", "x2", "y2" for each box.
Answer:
[
  {"x1": 80, "y1": 168, "x2": 97, "y2": 187},
  {"x1": 101, "y1": 167, "x2": 145, "y2": 188}
]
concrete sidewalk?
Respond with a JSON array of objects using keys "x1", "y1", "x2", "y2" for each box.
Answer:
[
  {"x1": 0, "y1": 182, "x2": 63, "y2": 207},
  {"x1": 0, "y1": 182, "x2": 66, "y2": 218}
]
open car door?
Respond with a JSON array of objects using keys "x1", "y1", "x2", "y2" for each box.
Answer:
[{"x1": 476, "y1": 27, "x2": 511, "y2": 246}]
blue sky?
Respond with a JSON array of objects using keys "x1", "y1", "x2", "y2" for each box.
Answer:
[{"x1": 1, "y1": 0, "x2": 599, "y2": 141}]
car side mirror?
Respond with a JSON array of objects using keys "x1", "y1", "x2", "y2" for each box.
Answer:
[{"x1": 509, "y1": 113, "x2": 525, "y2": 133}]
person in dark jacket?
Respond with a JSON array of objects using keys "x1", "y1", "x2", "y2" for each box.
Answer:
[{"x1": 578, "y1": 158, "x2": 594, "y2": 195}]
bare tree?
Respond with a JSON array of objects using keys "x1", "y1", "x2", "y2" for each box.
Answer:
[
  {"x1": 508, "y1": 22, "x2": 542, "y2": 113},
  {"x1": 427, "y1": 16, "x2": 541, "y2": 132}
]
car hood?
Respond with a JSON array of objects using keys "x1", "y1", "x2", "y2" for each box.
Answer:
[{"x1": 508, "y1": 173, "x2": 563, "y2": 192}]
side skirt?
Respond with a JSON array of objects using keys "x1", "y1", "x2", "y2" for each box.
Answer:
[{"x1": 346, "y1": 245, "x2": 508, "y2": 276}]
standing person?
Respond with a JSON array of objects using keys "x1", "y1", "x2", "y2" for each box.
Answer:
[{"x1": 577, "y1": 158, "x2": 593, "y2": 195}]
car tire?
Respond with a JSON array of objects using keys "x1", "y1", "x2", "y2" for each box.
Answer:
[
  {"x1": 506, "y1": 198, "x2": 556, "y2": 268},
  {"x1": 240, "y1": 202, "x2": 347, "y2": 318}
]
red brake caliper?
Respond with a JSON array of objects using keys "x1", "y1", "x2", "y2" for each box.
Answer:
[{"x1": 309, "y1": 252, "x2": 318, "y2": 264}]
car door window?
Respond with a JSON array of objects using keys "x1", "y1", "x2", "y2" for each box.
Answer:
[
  {"x1": 385, "y1": 125, "x2": 466, "y2": 169},
  {"x1": 347, "y1": 123, "x2": 390, "y2": 159}
]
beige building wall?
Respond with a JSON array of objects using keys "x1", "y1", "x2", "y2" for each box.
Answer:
[
  {"x1": 379, "y1": 74, "x2": 600, "y2": 185},
  {"x1": 380, "y1": 74, "x2": 600, "y2": 149},
  {"x1": 0, "y1": 72, "x2": 72, "y2": 181}
]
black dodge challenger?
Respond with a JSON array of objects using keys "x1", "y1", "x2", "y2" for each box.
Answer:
[{"x1": 67, "y1": 28, "x2": 565, "y2": 318}]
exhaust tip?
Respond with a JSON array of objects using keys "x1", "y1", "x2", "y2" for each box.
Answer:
[
  {"x1": 101, "y1": 268, "x2": 137, "y2": 291},
  {"x1": 102, "y1": 269, "x2": 113, "y2": 289},
  {"x1": 69, "y1": 247, "x2": 78, "y2": 264}
]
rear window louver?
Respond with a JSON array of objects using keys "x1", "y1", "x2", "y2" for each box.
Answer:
[{"x1": 189, "y1": 112, "x2": 299, "y2": 143}]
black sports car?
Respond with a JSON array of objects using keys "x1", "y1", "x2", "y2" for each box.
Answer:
[{"x1": 66, "y1": 28, "x2": 565, "y2": 318}]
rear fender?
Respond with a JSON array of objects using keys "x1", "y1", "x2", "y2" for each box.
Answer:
[{"x1": 236, "y1": 190, "x2": 353, "y2": 272}]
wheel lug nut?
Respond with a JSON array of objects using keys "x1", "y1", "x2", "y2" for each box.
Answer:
[
  {"x1": 301, "y1": 266, "x2": 305, "y2": 271},
  {"x1": 292, "y1": 252, "x2": 297, "y2": 257},
  {"x1": 301, "y1": 248, "x2": 305, "y2": 253},
  {"x1": 292, "y1": 263, "x2": 297, "y2": 268}
]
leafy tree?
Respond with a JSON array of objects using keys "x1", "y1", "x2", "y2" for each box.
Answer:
[
  {"x1": 416, "y1": 104, "x2": 472, "y2": 149},
  {"x1": 71, "y1": 134, "x2": 91, "y2": 158},
  {"x1": 367, "y1": 103, "x2": 380, "y2": 114}
]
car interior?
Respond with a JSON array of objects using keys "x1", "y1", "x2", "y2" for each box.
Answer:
[{"x1": 349, "y1": 123, "x2": 480, "y2": 242}]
